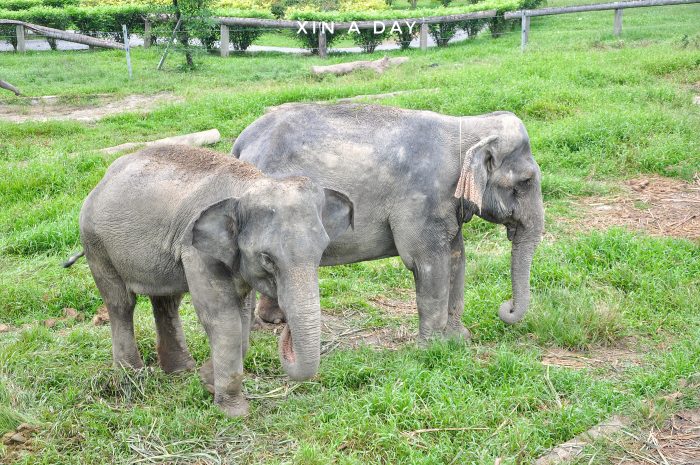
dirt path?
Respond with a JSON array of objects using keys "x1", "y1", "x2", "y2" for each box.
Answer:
[
  {"x1": 570, "y1": 175, "x2": 700, "y2": 240},
  {"x1": 0, "y1": 92, "x2": 181, "y2": 123}
]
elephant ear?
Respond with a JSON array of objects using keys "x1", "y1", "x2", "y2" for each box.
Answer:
[
  {"x1": 454, "y1": 135, "x2": 499, "y2": 213},
  {"x1": 183, "y1": 198, "x2": 240, "y2": 270},
  {"x1": 322, "y1": 188, "x2": 354, "y2": 241}
]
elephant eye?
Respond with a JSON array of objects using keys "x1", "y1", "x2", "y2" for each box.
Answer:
[{"x1": 260, "y1": 253, "x2": 276, "y2": 273}]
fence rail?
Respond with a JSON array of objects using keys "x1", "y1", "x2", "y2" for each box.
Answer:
[
  {"x1": 504, "y1": 0, "x2": 700, "y2": 50},
  {"x1": 2, "y1": 0, "x2": 698, "y2": 56},
  {"x1": 0, "y1": 19, "x2": 124, "y2": 50}
]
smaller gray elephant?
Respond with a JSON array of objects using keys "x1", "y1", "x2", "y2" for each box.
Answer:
[{"x1": 67, "y1": 145, "x2": 353, "y2": 417}]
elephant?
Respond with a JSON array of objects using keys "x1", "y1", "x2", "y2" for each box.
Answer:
[
  {"x1": 233, "y1": 103, "x2": 544, "y2": 341},
  {"x1": 67, "y1": 145, "x2": 353, "y2": 417}
]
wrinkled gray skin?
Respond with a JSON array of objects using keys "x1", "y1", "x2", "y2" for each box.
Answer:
[
  {"x1": 78, "y1": 145, "x2": 352, "y2": 417},
  {"x1": 233, "y1": 104, "x2": 544, "y2": 340}
]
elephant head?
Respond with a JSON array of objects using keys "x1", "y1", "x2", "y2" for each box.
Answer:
[
  {"x1": 187, "y1": 177, "x2": 353, "y2": 380},
  {"x1": 456, "y1": 113, "x2": 544, "y2": 324}
]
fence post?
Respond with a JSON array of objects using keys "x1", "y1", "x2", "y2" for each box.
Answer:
[
  {"x1": 521, "y1": 13, "x2": 530, "y2": 52},
  {"x1": 419, "y1": 22, "x2": 428, "y2": 51},
  {"x1": 16, "y1": 24, "x2": 26, "y2": 53},
  {"x1": 122, "y1": 25, "x2": 132, "y2": 79},
  {"x1": 613, "y1": 9, "x2": 623, "y2": 36},
  {"x1": 144, "y1": 19, "x2": 152, "y2": 48},
  {"x1": 220, "y1": 24, "x2": 230, "y2": 57},
  {"x1": 318, "y1": 29, "x2": 327, "y2": 58}
]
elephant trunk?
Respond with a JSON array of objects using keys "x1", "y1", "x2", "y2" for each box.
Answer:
[
  {"x1": 499, "y1": 216, "x2": 543, "y2": 325},
  {"x1": 277, "y1": 266, "x2": 321, "y2": 381}
]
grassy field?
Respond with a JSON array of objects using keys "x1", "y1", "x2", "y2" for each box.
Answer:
[{"x1": 1, "y1": 1, "x2": 699, "y2": 464}]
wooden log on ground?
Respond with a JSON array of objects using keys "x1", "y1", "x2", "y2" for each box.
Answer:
[
  {"x1": 312, "y1": 56, "x2": 408, "y2": 76},
  {"x1": 0, "y1": 80, "x2": 21, "y2": 96},
  {"x1": 100, "y1": 129, "x2": 221, "y2": 155},
  {"x1": 0, "y1": 20, "x2": 124, "y2": 50}
]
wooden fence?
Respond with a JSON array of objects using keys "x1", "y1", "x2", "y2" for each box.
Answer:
[
  {"x1": 216, "y1": 10, "x2": 499, "y2": 57},
  {"x1": 3, "y1": 0, "x2": 699, "y2": 55},
  {"x1": 504, "y1": 0, "x2": 700, "y2": 51}
]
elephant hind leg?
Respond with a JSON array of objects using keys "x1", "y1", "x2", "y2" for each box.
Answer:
[
  {"x1": 150, "y1": 295, "x2": 196, "y2": 374},
  {"x1": 86, "y1": 255, "x2": 143, "y2": 369}
]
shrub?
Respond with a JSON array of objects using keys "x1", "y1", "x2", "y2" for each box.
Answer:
[
  {"x1": 42, "y1": 0, "x2": 78, "y2": 7},
  {"x1": 352, "y1": 27, "x2": 389, "y2": 53},
  {"x1": 429, "y1": 21, "x2": 457, "y2": 47},
  {"x1": 16, "y1": 6, "x2": 71, "y2": 49},
  {"x1": 67, "y1": 5, "x2": 151, "y2": 42},
  {"x1": 0, "y1": 0, "x2": 41, "y2": 11},
  {"x1": 230, "y1": 26, "x2": 262, "y2": 51},
  {"x1": 393, "y1": 25, "x2": 416, "y2": 50},
  {"x1": 460, "y1": 18, "x2": 485, "y2": 39},
  {"x1": 292, "y1": 27, "x2": 339, "y2": 54},
  {"x1": 338, "y1": 0, "x2": 386, "y2": 11}
]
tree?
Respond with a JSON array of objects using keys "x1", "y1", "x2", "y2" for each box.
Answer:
[{"x1": 172, "y1": 0, "x2": 214, "y2": 69}]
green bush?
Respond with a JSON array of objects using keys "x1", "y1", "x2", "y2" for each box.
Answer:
[
  {"x1": 286, "y1": 0, "x2": 520, "y2": 21},
  {"x1": 292, "y1": 27, "x2": 340, "y2": 54},
  {"x1": 7, "y1": 6, "x2": 71, "y2": 49},
  {"x1": 352, "y1": 27, "x2": 389, "y2": 53},
  {"x1": 67, "y1": 5, "x2": 151, "y2": 42},
  {"x1": 230, "y1": 26, "x2": 262, "y2": 51},
  {"x1": 429, "y1": 21, "x2": 457, "y2": 46},
  {"x1": 0, "y1": 0, "x2": 41, "y2": 11},
  {"x1": 42, "y1": 0, "x2": 78, "y2": 7},
  {"x1": 393, "y1": 25, "x2": 416, "y2": 50},
  {"x1": 460, "y1": 17, "x2": 485, "y2": 39}
]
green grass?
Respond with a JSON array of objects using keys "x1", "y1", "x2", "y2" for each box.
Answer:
[{"x1": 1, "y1": 1, "x2": 699, "y2": 463}]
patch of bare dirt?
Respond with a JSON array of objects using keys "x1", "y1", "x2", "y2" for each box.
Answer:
[
  {"x1": 2, "y1": 423, "x2": 38, "y2": 462},
  {"x1": 542, "y1": 345, "x2": 643, "y2": 373},
  {"x1": 369, "y1": 289, "x2": 417, "y2": 317},
  {"x1": 535, "y1": 415, "x2": 629, "y2": 465},
  {"x1": 254, "y1": 309, "x2": 413, "y2": 353},
  {"x1": 614, "y1": 407, "x2": 700, "y2": 465},
  {"x1": 573, "y1": 175, "x2": 700, "y2": 240},
  {"x1": 0, "y1": 92, "x2": 181, "y2": 123}
]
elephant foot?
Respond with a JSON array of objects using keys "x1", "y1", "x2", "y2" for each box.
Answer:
[
  {"x1": 158, "y1": 349, "x2": 196, "y2": 374},
  {"x1": 113, "y1": 353, "x2": 145, "y2": 370},
  {"x1": 199, "y1": 359, "x2": 215, "y2": 395},
  {"x1": 444, "y1": 323, "x2": 472, "y2": 342},
  {"x1": 256, "y1": 295, "x2": 286, "y2": 324},
  {"x1": 216, "y1": 395, "x2": 249, "y2": 417},
  {"x1": 215, "y1": 372, "x2": 249, "y2": 417}
]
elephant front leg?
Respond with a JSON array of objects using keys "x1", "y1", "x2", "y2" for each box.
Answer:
[
  {"x1": 412, "y1": 252, "x2": 451, "y2": 343},
  {"x1": 184, "y1": 254, "x2": 249, "y2": 417},
  {"x1": 444, "y1": 232, "x2": 471, "y2": 341}
]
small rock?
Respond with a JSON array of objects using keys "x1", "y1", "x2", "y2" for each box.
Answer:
[
  {"x1": 16, "y1": 423, "x2": 36, "y2": 433},
  {"x1": 63, "y1": 308, "x2": 83, "y2": 321},
  {"x1": 3, "y1": 432, "x2": 27, "y2": 445},
  {"x1": 0, "y1": 324, "x2": 11, "y2": 333},
  {"x1": 44, "y1": 319, "x2": 57, "y2": 328},
  {"x1": 693, "y1": 95, "x2": 700, "y2": 105}
]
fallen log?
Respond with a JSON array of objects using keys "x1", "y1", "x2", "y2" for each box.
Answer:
[
  {"x1": 312, "y1": 56, "x2": 409, "y2": 76},
  {"x1": 0, "y1": 79, "x2": 20, "y2": 96},
  {"x1": 0, "y1": 20, "x2": 124, "y2": 50},
  {"x1": 100, "y1": 129, "x2": 221, "y2": 155}
]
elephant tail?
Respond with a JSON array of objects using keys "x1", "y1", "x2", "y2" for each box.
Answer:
[{"x1": 62, "y1": 251, "x2": 85, "y2": 268}]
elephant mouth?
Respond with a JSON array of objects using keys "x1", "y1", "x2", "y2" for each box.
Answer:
[{"x1": 280, "y1": 324, "x2": 296, "y2": 364}]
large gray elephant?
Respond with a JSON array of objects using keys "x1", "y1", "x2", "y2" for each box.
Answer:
[
  {"x1": 233, "y1": 104, "x2": 544, "y2": 341},
  {"x1": 68, "y1": 145, "x2": 353, "y2": 417}
]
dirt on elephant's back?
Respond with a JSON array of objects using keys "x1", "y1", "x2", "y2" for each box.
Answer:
[{"x1": 572, "y1": 175, "x2": 700, "y2": 240}]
